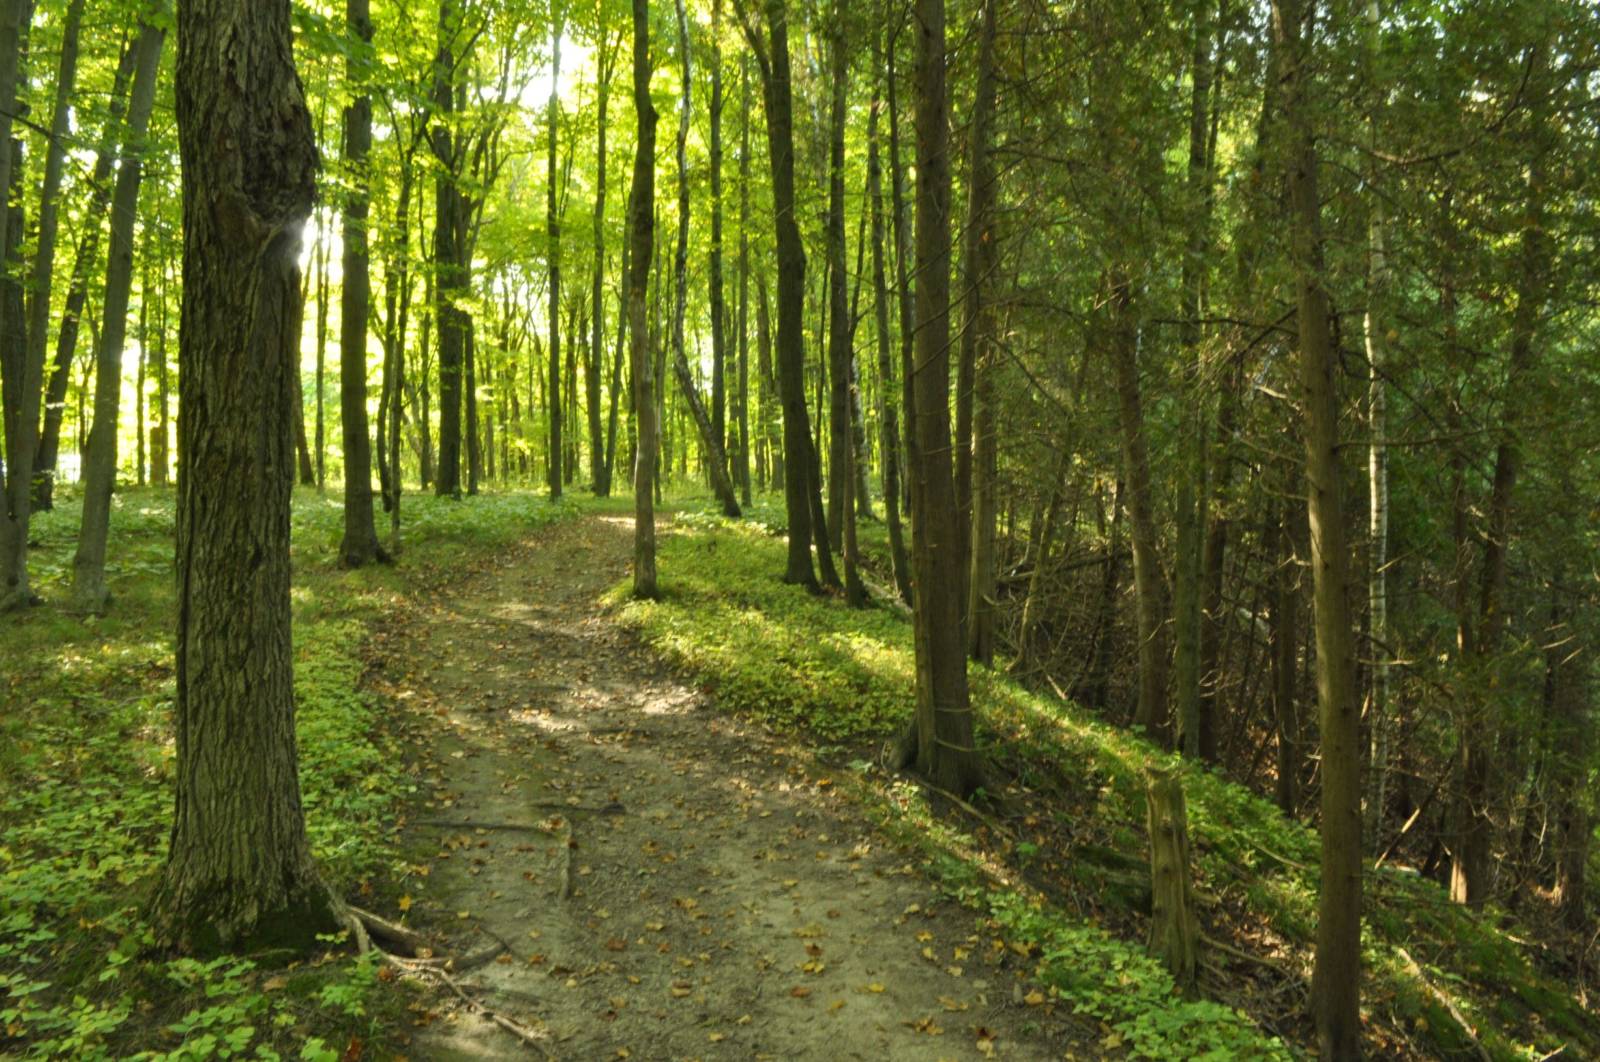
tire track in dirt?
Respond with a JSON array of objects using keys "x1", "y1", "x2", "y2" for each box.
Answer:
[{"x1": 373, "y1": 512, "x2": 1084, "y2": 1060}]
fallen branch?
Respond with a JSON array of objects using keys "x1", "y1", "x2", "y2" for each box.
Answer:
[
  {"x1": 1201, "y1": 933, "x2": 1292, "y2": 974},
  {"x1": 1395, "y1": 946, "x2": 1491, "y2": 1062}
]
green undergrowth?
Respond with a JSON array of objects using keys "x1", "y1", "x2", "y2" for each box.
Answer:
[
  {"x1": 610, "y1": 503, "x2": 1597, "y2": 1060},
  {"x1": 2, "y1": 485, "x2": 585, "y2": 1059}
]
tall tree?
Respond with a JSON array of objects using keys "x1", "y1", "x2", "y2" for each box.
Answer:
[
  {"x1": 708, "y1": 0, "x2": 727, "y2": 459},
  {"x1": 547, "y1": 3, "x2": 565, "y2": 502},
  {"x1": 734, "y1": 50, "x2": 752, "y2": 505},
  {"x1": 669, "y1": 0, "x2": 740, "y2": 518},
  {"x1": 737, "y1": 0, "x2": 817, "y2": 585},
  {"x1": 22, "y1": 0, "x2": 84, "y2": 507},
  {"x1": 867, "y1": 30, "x2": 911, "y2": 603},
  {"x1": 962, "y1": 0, "x2": 1000, "y2": 663},
  {"x1": 338, "y1": 0, "x2": 385, "y2": 567},
  {"x1": 588, "y1": 28, "x2": 618, "y2": 496},
  {"x1": 894, "y1": 0, "x2": 982, "y2": 796},
  {"x1": 0, "y1": 0, "x2": 35, "y2": 610},
  {"x1": 70, "y1": 11, "x2": 167, "y2": 614},
  {"x1": 152, "y1": 0, "x2": 344, "y2": 952},
  {"x1": 1273, "y1": 0, "x2": 1362, "y2": 1052},
  {"x1": 629, "y1": 0, "x2": 659, "y2": 598},
  {"x1": 823, "y1": 0, "x2": 862, "y2": 604},
  {"x1": 32, "y1": 38, "x2": 139, "y2": 511},
  {"x1": 432, "y1": 0, "x2": 466, "y2": 498}
]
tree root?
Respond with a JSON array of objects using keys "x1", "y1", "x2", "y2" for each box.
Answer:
[{"x1": 346, "y1": 904, "x2": 431, "y2": 958}]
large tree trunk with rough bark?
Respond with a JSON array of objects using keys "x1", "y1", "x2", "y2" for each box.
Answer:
[
  {"x1": 1274, "y1": 0, "x2": 1362, "y2": 1052},
  {"x1": 150, "y1": 0, "x2": 343, "y2": 954},
  {"x1": 70, "y1": 14, "x2": 166, "y2": 614},
  {"x1": 894, "y1": 0, "x2": 982, "y2": 798}
]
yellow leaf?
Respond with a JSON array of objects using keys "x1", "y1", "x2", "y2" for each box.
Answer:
[
  {"x1": 397, "y1": 895, "x2": 413, "y2": 913},
  {"x1": 1024, "y1": 990, "x2": 1046, "y2": 1006}
]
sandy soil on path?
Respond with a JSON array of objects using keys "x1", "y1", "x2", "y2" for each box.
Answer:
[{"x1": 367, "y1": 513, "x2": 1084, "y2": 1061}]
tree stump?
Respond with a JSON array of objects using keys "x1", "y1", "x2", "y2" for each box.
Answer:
[{"x1": 1145, "y1": 766, "x2": 1199, "y2": 995}]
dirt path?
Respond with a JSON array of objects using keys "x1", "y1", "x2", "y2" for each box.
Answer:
[{"x1": 369, "y1": 513, "x2": 1078, "y2": 1060}]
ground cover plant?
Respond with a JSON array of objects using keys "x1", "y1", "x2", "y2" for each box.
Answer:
[
  {"x1": 611, "y1": 504, "x2": 1598, "y2": 1060},
  {"x1": 0, "y1": 486, "x2": 582, "y2": 1059}
]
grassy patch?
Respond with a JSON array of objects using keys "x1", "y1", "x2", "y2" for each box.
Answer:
[
  {"x1": 610, "y1": 504, "x2": 1597, "y2": 1060},
  {"x1": 1, "y1": 485, "x2": 583, "y2": 1059}
]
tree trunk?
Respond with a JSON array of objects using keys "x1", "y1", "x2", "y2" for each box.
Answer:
[
  {"x1": 151, "y1": 0, "x2": 342, "y2": 953},
  {"x1": 466, "y1": 319, "x2": 480, "y2": 494},
  {"x1": 1173, "y1": 0, "x2": 1214, "y2": 756},
  {"x1": 432, "y1": 0, "x2": 464, "y2": 498},
  {"x1": 338, "y1": 0, "x2": 385, "y2": 567},
  {"x1": 605, "y1": 207, "x2": 630, "y2": 492},
  {"x1": 867, "y1": 34, "x2": 911, "y2": 604},
  {"x1": 962, "y1": 0, "x2": 999, "y2": 664},
  {"x1": 1109, "y1": 274, "x2": 1169, "y2": 743},
  {"x1": 735, "y1": 51, "x2": 752, "y2": 506},
  {"x1": 313, "y1": 212, "x2": 329, "y2": 491},
  {"x1": 1270, "y1": 491, "x2": 1301, "y2": 816},
  {"x1": 823, "y1": 0, "x2": 861, "y2": 604},
  {"x1": 894, "y1": 0, "x2": 982, "y2": 797},
  {"x1": 20, "y1": 0, "x2": 84, "y2": 509},
  {"x1": 0, "y1": 0, "x2": 35, "y2": 610},
  {"x1": 629, "y1": 0, "x2": 659, "y2": 597},
  {"x1": 1453, "y1": 120, "x2": 1550, "y2": 910},
  {"x1": 1274, "y1": 0, "x2": 1362, "y2": 1051},
  {"x1": 1146, "y1": 768, "x2": 1200, "y2": 995},
  {"x1": 546, "y1": 8, "x2": 564, "y2": 502},
  {"x1": 744, "y1": 0, "x2": 814, "y2": 582},
  {"x1": 670, "y1": 0, "x2": 739, "y2": 519},
  {"x1": 69, "y1": 14, "x2": 166, "y2": 614},
  {"x1": 1361, "y1": 0, "x2": 1391, "y2": 852},
  {"x1": 709, "y1": 0, "x2": 727, "y2": 459},
  {"x1": 588, "y1": 32, "x2": 615, "y2": 496}
]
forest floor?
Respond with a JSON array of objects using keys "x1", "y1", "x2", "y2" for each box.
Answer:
[{"x1": 366, "y1": 512, "x2": 1092, "y2": 1060}]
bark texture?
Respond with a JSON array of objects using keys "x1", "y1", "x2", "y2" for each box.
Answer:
[{"x1": 152, "y1": 0, "x2": 342, "y2": 953}]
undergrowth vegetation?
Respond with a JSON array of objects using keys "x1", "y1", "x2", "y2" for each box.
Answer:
[
  {"x1": 1, "y1": 486, "x2": 579, "y2": 1059},
  {"x1": 611, "y1": 503, "x2": 1598, "y2": 1060}
]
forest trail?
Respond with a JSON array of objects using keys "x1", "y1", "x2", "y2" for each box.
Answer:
[{"x1": 364, "y1": 512, "x2": 1078, "y2": 1060}]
